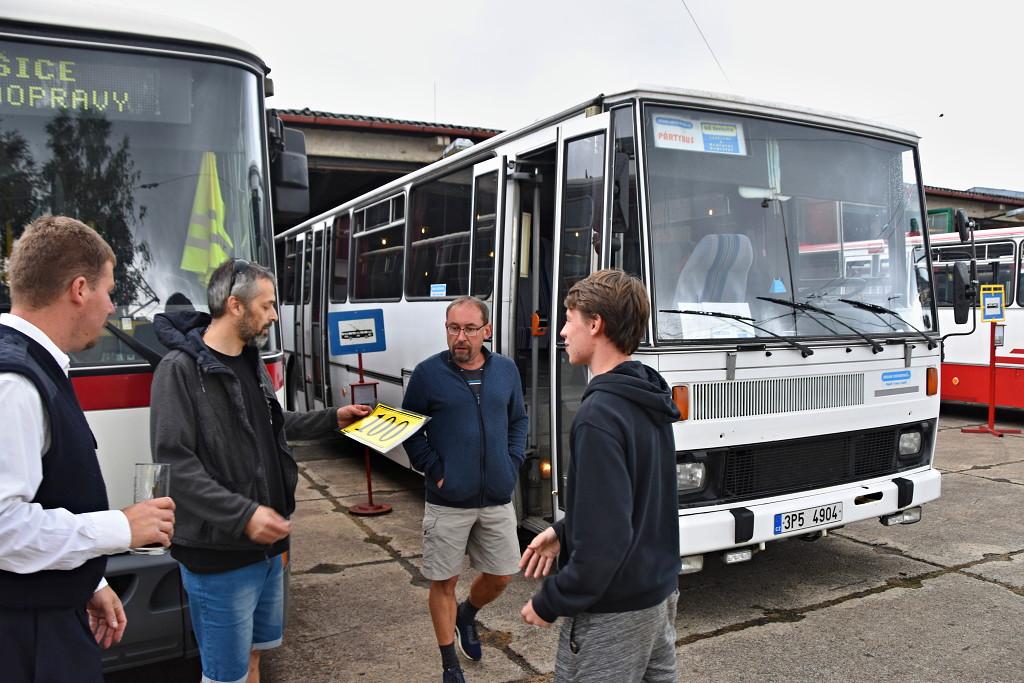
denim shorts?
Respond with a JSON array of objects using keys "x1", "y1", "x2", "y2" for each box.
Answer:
[{"x1": 180, "y1": 554, "x2": 285, "y2": 683}]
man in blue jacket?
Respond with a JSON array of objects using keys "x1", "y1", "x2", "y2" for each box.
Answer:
[
  {"x1": 402, "y1": 296, "x2": 528, "y2": 683},
  {"x1": 520, "y1": 269, "x2": 681, "y2": 682}
]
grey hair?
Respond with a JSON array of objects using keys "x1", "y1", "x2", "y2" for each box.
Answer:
[
  {"x1": 445, "y1": 296, "x2": 489, "y2": 325},
  {"x1": 207, "y1": 259, "x2": 276, "y2": 318}
]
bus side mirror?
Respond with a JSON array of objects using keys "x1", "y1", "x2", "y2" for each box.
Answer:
[
  {"x1": 954, "y1": 209, "x2": 974, "y2": 244},
  {"x1": 953, "y1": 261, "x2": 973, "y2": 324},
  {"x1": 270, "y1": 123, "x2": 310, "y2": 227}
]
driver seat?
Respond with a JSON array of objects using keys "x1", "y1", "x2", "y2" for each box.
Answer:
[{"x1": 673, "y1": 234, "x2": 753, "y2": 303}]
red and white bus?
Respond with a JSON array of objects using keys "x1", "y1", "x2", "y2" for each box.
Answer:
[
  {"x1": 931, "y1": 225, "x2": 1024, "y2": 408},
  {"x1": 0, "y1": 2, "x2": 306, "y2": 670}
]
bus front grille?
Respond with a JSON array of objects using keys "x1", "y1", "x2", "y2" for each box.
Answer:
[
  {"x1": 675, "y1": 420, "x2": 935, "y2": 507},
  {"x1": 720, "y1": 424, "x2": 919, "y2": 501},
  {"x1": 691, "y1": 373, "x2": 864, "y2": 420}
]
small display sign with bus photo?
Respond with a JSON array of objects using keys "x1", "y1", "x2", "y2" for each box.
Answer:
[
  {"x1": 980, "y1": 284, "x2": 1005, "y2": 323},
  {"x1": 341, "y1": 403, "x2": 428, "y2": 454}
]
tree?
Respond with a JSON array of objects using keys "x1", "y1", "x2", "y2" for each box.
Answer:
[
  {"x1": 0, "y1": 124, "x2": 40, "y2": 306},
  {"x1": 42, "y1": 110, "x2": 151, "y2": 308}
]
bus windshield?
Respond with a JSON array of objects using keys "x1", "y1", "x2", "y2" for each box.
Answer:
[
  {"x1": 645, "y1": 104, "x2": 934, "y2": 343},
  {"x1": 0, "y1": 38, "x2": 272, "y2": 365}
]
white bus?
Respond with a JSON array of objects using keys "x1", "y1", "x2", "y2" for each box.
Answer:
[
  {"x1": 0, "y1": 2, "x2": 307, "y2": 670},
  {"x1": 931, "y1": 224, "x2": 1024, "y2": 408},
  {"x1": 278, "y1": 87, "x2": 942, "y2": 573}
]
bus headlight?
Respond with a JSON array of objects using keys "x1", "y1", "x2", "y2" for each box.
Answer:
[
  {"x1": 677, "y1": 462, "x2": 706, "y2": 491},
  {"x1": 898, "y1": 430, "x2": 922, "y2": 457}
]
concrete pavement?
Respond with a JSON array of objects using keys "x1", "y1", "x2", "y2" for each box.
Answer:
[{"x1": 255, "y1": 407, "x2": 1024, "y2": 682}]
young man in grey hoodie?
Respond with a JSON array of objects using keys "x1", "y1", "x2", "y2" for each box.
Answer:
[{"x1": 520, "y1": 269, "x2": 681, "y2": 683}]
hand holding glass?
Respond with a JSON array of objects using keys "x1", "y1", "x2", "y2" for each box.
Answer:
[{"x1": 130, "y1": 463, "x2": 170, "y2": 555}]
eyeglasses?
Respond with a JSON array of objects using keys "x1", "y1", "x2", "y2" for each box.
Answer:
[
  {"x1": 445, "y1": 324, "x2": 485, "y2": 338},
  {"x1": 227, "y1": 259, "x2": 251, "y2": 296}
]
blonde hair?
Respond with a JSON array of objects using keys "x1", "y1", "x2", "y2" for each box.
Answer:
[{"x1": 7, "y1": 216, "x2": 116, "y2": 309}]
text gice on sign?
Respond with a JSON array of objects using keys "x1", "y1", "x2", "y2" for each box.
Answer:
[
  {"x1": 341, "y1": 404, "x2": 429, "y2": 454},
  {"x1": 328, "y1": 309, "x2": 386, "y2": 355},
  {"x1": 0, "y1": 40, "x2": 192, "y2": 123}
]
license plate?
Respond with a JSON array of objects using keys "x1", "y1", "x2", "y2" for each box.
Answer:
[{"x1": 773, "y1": 502, "x2": 843, "y2": 535}]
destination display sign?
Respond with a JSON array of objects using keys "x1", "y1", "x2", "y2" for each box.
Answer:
[{"x1": 0, "y1": 40, "x2": 192, "y2": 123}]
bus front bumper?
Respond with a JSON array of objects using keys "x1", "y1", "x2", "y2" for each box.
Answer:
[{"x1": 677, "y1": 468, "x2": 941, "y2": 560}]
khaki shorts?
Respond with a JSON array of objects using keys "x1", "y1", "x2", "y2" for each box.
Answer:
[{"x1": 421, "y1": 501, "x2": 521, "y2": 581}]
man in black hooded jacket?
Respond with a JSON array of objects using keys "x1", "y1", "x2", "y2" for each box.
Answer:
[{"x1": 520, "y1": 269, "x2": 681, "y2": 683}]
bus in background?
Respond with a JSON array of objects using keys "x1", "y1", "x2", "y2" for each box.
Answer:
[
  {"x1": 932, "y1": 224, "x2": 1024, "y2": 408},
  {"x1": 0, "y1": 2, "x2": 307, "y2": 671},
  {"x1": 279, "y1": 86, "x2": 950, "y2": 576}
]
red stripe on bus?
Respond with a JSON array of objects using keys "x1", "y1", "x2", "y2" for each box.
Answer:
[
  {"x1": 72, "y1": 373, "x2": 153, "y2": 411},
  {"x1": 73, "y1": 357, "x2": 286, "y2": 411},
  {"x1": 266, "y1": 357, "x2": 285, "y2": 391},
  {"x1": 994, "y1": 356, "x2": 1024, "y2": 365}
]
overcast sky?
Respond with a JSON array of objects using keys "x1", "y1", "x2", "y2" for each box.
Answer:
[{"x1": 140, "y1": 0, "x2": 1022, "y2": 192}]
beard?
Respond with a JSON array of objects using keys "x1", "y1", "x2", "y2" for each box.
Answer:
[
  {"x1": 450, "y1": 343, "x2": 472, "y2": 363},
  {"x1": 239, "y1": 312, "x2": 271, "y2": 347}
]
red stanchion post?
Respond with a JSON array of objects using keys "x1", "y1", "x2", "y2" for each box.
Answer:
[
  {"x1": 962, "y1": 322, "x2": 1020, "y2": 437},
  {"x1": 348, "y1": 352, "x2": 392, "y2": 515}
]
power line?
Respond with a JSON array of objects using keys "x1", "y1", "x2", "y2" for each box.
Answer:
[{"x1": 680, "y1": 0, "x2": 731, "y2": 86}]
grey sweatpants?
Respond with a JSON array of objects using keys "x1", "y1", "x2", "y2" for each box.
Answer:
[{"x1": 554, "y1": 590, "x2": 679, "y2": 683}]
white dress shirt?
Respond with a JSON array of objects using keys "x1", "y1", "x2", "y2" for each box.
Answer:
[{"x1": 0, "y1": 313, "x2": 130, "y2": 589}]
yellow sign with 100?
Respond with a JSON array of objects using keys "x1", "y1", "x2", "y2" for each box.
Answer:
[{"x1": 341, "y1": 404, "x2": 429, "y2": 454}]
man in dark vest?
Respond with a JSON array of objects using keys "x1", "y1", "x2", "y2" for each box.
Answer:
[{"x1": 0, "y1": 216, "x2": 176, "y2": 683}]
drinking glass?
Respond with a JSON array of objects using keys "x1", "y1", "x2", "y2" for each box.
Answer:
[{"x1": 129, "y1": 463, "x2": 170, "y2": 555}]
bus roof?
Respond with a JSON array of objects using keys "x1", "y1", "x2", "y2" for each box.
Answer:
[
  {"x1": 611, "y1": 85, "x2": 920, "y2": 144},
  {"x1": 0, "y1": 0, "x2": 266, "y2": 71},
  {"x1": 931, "y1": 225, "x2": 1024, "y2": 244},
  {"x1": 278, "y1": 86, "x2": 923, "y2": 239}
]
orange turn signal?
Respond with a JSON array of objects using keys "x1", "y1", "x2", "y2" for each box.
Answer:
[
  {"x1": 672, "y1": 385, "x2": 689, "y2": 421},
  {"x1": 926, "y1": 367, "x2": 938, "y2": 396},
  {"x1": 539, "y1": 459, "x2": 552, "y2": 479}
]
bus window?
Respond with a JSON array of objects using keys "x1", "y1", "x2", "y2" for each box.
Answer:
[
  {"x1": 352, "y1": 194, "x2": 405, "y2": 300},
  {"x1": 610, "y1": 107, "x2": 642, "y2": 279},
  {"x1": 302, "y1": 237, "x2": 313, "y2": 304},
  {"x1": 407, "y1": 167, "x2": 473, "y2": 298},
  {"x1": 1019, "y1": 241, "x2": 1024, "y2": 307},
  {"x1": 471, "y1": 171, "x2": 498, "y2": 299},
  {"x1": 279, "y1": 238, "x2": 297, "y2": 304},
  {"x1": 932, "y1": 241, "x2": 1015, "y2": 307},
  {"x1": 330, "y1": 214, "x2": 350, "y2": 302},
  {"x1": 557, "y1": 133, "x2": 605, "y2": 329}
]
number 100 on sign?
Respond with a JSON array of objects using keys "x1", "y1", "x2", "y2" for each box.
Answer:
[{"x1": 341, "y1": 404, "x2": 428, "y2": 454}]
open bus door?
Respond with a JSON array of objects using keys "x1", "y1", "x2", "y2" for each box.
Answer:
[
  {"x1": 297, "y1": 226, "x2": 330, "y2": 410},
  {"x1": 550, "y1": 112, "x2": 611, "y2": 519}
]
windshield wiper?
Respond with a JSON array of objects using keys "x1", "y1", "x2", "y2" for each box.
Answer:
[
  {"x1": 660, "y1": 309, "x2": 814, "y2": 357},
  {"x1": 838, "y1": 298, "x2": 937, "y2": 349},
  {"x1": 757, "y1": 296, "x2": 884, "y2": 354}
]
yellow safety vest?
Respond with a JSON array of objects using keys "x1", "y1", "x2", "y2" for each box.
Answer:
[{"x1": 180, "y1": 151, "x2": 233, "y2": 284}]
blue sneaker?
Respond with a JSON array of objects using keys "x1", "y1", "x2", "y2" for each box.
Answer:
[
  {"x1": 455, "y1": 602, "x2": 482, "y2": 661},
  {"x1": 442, "y1": 665, "x2": 466, "y2": 682}
]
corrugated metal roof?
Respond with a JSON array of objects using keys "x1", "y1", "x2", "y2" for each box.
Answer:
[
  {"x1": 271, "y1": 108, "x2": 502, "y2": 139},
  {"x1": 924, "y1": 185, "x2": 1024, "y2": 206},
  {"x1": 967, "y1": 187, "x2": 1024, "y2": 201}
]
